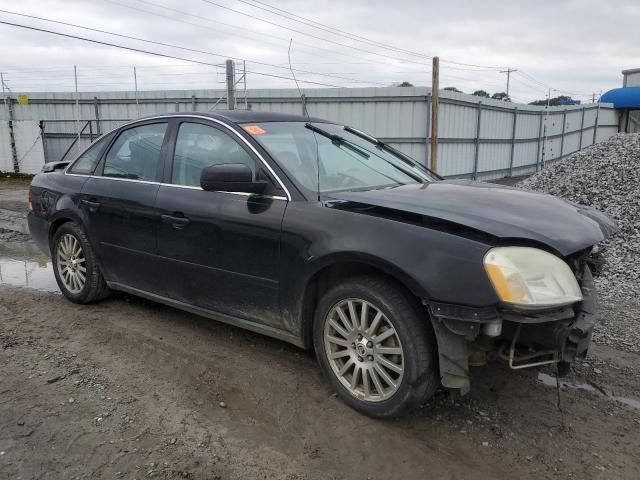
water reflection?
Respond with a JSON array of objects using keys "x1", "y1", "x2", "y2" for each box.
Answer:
[{"x1": 0, "y1": 240, "x2": 59, "y2": 293}]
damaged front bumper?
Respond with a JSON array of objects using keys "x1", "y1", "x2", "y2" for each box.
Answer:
[{"x1": 425, "y1": 266, "x2": 597, "y2": 394}]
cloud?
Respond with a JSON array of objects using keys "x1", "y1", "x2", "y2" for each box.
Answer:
[{"x1": 0, "y1": 0, "x2": 636, "y2": 102}]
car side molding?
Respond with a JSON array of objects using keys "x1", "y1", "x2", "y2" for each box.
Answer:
[{"x1": 107, "y1": 281, "x2": 305, "y2": 348}]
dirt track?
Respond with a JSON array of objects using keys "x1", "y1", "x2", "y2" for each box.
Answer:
[{"x1": 1, "y1": 181, "x2": 640, "y2": 479}]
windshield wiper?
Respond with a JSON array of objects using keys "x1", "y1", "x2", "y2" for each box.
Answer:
[
  {"x1": 305, "y1": 123, "x2": 370, "y2": 159},
  {"x1": 306, "y1": 123, "x2": 424, "y2": 183},
  {"x1": 343, "y1": 126, "x2": 442, "y2": 179}
]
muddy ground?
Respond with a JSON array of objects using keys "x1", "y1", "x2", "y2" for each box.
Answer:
[{"x1": 1, "y1": 181, "x2": 639, "y2": 479}]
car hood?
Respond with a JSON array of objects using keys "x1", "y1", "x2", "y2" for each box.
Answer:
[{"x1": 328, "y1": 180, "x2": 616, "y2": 256}]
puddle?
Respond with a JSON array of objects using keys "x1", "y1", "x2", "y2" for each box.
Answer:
[
  {"x1": 0, "y1": 240, "x2": 60, "y2": 293},
  {"x1": 538, "y1": 372, "x2": 640, "y2": 411},
  {"x1": 613, "y1": 396, "x2": 640, "y2": 410},
  {"x1": 0, "y1": 208, "x2": 29, "y2": 234}
]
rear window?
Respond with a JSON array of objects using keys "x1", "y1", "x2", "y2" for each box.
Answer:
[
  {"x1": 103, "y1": 123, "x2": 168, "y2": 181},
  {"x1": 68, "y1": 132, "x2": 115, "y2": 175}
]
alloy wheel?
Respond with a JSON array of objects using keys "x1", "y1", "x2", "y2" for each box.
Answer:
[
  {"x1": 323, "y1": 298, "x2": 404, "y2": 402},
  {"x1": 56, "y1": 233, "x2": 87, "y2": 294}
]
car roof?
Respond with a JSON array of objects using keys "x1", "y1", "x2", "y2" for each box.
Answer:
[{"x1": 138, "y1": 110, "x2": 328, "y2": 125}]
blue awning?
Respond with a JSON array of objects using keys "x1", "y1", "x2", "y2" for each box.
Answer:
[{"x1": 600, "y1": 87, "x2": 640, "y2": 108}]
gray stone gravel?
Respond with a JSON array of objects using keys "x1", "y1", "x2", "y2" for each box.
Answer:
[{"x1": 517, "y1": 133, "x2": 640, "y2": 352}]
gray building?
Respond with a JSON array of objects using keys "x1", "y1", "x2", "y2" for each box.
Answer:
[{"x1": 622, "y1": 68, "x2": 640, "y2": 87}]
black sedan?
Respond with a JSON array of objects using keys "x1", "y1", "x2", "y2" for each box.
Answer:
[{"x1": 28, "y1": 111, "x2": 614, "y2": 418}]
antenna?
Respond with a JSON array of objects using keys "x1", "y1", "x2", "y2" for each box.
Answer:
[
  {"x1": 288, "y1": 39, "x2": 306, "y2": 114},
  {"x1": 288, "y1": 38, "x2": 320, "y2": 201}
]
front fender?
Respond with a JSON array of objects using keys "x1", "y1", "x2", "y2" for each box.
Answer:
[
  {"x1": 278, "y1": 201, "x2": 499, "y2": 342},
  {"x1": 302, "y1": 251, "x2": 429, "y2": 299}
]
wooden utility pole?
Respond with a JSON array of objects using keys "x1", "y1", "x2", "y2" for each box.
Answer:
[
  {"x1": 500, "y1": 68, "x2": 517, "y2": 99},
  {"x1": 225, "y1": 59, "x2": 236, "y2": 110},
  {"x1": 430, "y1": 56, "x2": 439, "y2": 172}
]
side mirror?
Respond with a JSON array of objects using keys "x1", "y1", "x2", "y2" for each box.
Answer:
[{"x1": 200, "y1": 163, "x2": 267, "y2": 194}]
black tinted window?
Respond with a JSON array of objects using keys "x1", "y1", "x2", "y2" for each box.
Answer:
[
  {"x1": 103, "y1": 123, "x2": 168, "y2": 181},
  {"x1": 172, "y1": 123, "x2": 256, "y2": 187},
  {"x1": 68, "y1": 132, "x2": 114, "y2": 175}
]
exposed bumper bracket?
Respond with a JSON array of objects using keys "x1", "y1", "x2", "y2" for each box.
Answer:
[{"x1": 498, "y1": 324, "x2": 560, "y2": 369}]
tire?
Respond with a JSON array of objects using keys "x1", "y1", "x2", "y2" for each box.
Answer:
[
  {"x1": 313, "y1": 275, "x2": 439, "y2": 418},
  {"x1": 51, "y1": 222, "x2": 110, "y2": 304}
]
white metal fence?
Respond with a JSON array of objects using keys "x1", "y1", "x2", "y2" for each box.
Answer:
[{"x1": 0, "y1": 87, "x2": 619, "y2": 177}]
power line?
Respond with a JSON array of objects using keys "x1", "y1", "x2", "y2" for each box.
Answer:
[
  {"x1": 199, "y1": 0, "x2": 434, "y2": 67},
  {"x1": 236, "y1": 0, "x2": 436, "y2": 62},
  {"x1": 117, "y1": 0, "x2": 377, "y2": 66},
  {"x1": 236, "y1": 0, "x2": 505, "y2": 70},
  {"x1": 234, "y1": 0, "x2": 603, "y2": 93},
  {"x1": 0, "y1": 9, "x2": 387, "y2": 86},
  {"x1": 108, "y1": 0, "x2": 513, "y2": 87},
  {"x1": 516, "y1": 70, "x2": 594, "y2": 97},
  {"x1": 118, "y1": 0, "x2": 437, "y2": 69},
  {"x1": 0, "y1": 20, "x2": 345, "y2": 88}
]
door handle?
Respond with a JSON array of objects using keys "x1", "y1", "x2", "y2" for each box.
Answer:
[
  {"x1": 80, "y1": 199, "x2": 101, "y2": 212},
  {"x1": 161, "y1": 213, "x2": 190, "y2": 229}
]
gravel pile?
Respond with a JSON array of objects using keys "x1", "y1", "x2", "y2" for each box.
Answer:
[
  {"x1": 517, "y1": 133, "x2": 640, "y2": 352},
  {"x1": 518, "y1": 133, "x2": 640, "y2": 298}
]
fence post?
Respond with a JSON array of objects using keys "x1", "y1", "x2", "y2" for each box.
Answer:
[
  {"x1": 541, "y1": 109, "x2": 550, "y2": 169},
  {"x1": 425, "y1": 93, "x2": 431, "y2": 167},
  {"x1": 578, "y1": 106, "x2": 585, "y2": 150},
  {"x1": 192, "y1": 95, "x2": 197, "y2": 111},
  {"x1": 473, "y1": 101, "x2": 482, "y2": 180},
  {"x1": 508, "y1": 106, "x2": 518, "y2": 176},
  {"x1": 592, "y1": 102, "x2": 601, "y2": 145},
  {"x1": 535, "y1": 110, "x2": 544, "y2": 172},
  {"x1": 93, "y1": 97, "x2": 101, "y2": 135},
  {"x1": 133, "y1": 66, "x2": 140, "y2": 117},
  {"x1": 6, "y1": 96, "x2": 19, "y2": 173},
  {"x1": 559, "y1": 109, "x2": 567, "y2": 160},
  {"x1": 301, "y1": 93, "x2": 307, "y2": 116},
  {"x1": 430, "y1": 56, "x2": 439, "y2": 172},
  {"x1": 39, "y1": 120, "x2": 48, "y2": 163},
  {"x1": 74, "y1": 65, "x2": 80, "y2": 155}
]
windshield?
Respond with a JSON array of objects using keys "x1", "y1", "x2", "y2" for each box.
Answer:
[{"x1": 242, "y1": 122, "x2": 435, "y2": 196}]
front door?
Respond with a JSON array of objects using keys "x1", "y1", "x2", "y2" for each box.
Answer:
[
  {"x1": 80, "y1": 121, "x2": 169, "y2": 292},
  {"x1": 155, "y1": 120, "x2": 288, "y2": 328}
]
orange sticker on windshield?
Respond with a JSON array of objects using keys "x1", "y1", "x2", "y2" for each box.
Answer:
[{"x1": 243, "y1": 125, "x2": 266, "y2": 135}]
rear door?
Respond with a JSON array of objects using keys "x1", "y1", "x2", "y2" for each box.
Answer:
[
  {"x1": 155, "y1": 119, "x2": 288, "y2": 328},
  {"x1": 80, "y1": 120, "x2": 170, "y2": 292}
]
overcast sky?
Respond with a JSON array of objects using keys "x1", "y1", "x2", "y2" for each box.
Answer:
[{"x1": 0, "y1": 0, "x2": 637, "y2": 103}]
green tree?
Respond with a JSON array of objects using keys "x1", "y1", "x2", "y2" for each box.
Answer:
[
  {"x1": 491, "y1": 92, "x2": 511, "y2": 102},
  {"x1": 396, "y1": 81, "x2": 414, "y2": 87},
  {"x1": 444, "y1": 86, "x2": 462, "y2": 93},
  {"x1": 529, "y1": 95, "x2": 572, "y2": 106},
  {"x1": 472, "y1": 90, "x2": 490, "y2": 98}
]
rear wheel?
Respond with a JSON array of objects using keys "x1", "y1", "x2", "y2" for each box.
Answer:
[
  {"x1": 313, "y1": 275, "x2": 439, "y2": 418},
  {"x1": 51, "y1": 222, "x2": 110, "y2": 303}
]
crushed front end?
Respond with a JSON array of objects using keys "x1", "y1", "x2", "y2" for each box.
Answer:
[{"x1": 425, "y1": 247, "x2": 600, "y2": 394}]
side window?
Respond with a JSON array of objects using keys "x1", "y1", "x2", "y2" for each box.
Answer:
[
  {"x1": 103, "y1": 123, "x2": 168, "y2": 181},
  {"x1": 68, "y1": 132, "x2": 115, "y2": 175},
  {"x1": 172, "y1": 122, "x2": 257, "y2": 187}
]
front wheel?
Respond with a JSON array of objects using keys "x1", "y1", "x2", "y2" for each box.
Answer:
[
  {"x1": 313, "y1": 275, "x2": 439, "y2": 418},
  {"x1": 51, "y1": 222, "x2": 110, "y2": 303}
]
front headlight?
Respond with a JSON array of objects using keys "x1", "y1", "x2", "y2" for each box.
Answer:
[{"x1": 484, "y1": 247, "x2": 582, "y2": 310}]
